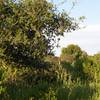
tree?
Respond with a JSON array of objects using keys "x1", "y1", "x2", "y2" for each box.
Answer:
[
  {"x1": 0, "y1": 0, "x2": 78, "y2": 67},
  {"x1": 60, "y1": 44, "x2": 88, "y2": 80},
  {"x1": 61, "y1": 44, "x2": 83, "y2": 58}
]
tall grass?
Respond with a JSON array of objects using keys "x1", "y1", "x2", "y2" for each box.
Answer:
[{"x1": 0, "y1": 60, "x2": 100, "y2": 100}]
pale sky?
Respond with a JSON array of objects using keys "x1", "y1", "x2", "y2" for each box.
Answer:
[{"x1": 53, "y1": 0, "x2": 100, "y2": 56}]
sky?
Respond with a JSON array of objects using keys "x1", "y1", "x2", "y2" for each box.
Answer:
[{"x1": 52, "y1": 0, "x2": 100, "y2": 56}]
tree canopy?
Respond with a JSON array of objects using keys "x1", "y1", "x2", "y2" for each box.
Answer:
[
  {"x1": 0, "y1": 0, "x2": 78, "y2": 67},
  {"x1": 61, "y1": 44, "x2": 83, "y2": 58}
]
